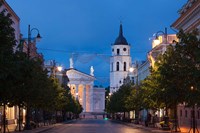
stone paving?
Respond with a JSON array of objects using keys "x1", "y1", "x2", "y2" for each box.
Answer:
[{"x1": 4, "y1": 119, "x2": 197, "y2": 133}]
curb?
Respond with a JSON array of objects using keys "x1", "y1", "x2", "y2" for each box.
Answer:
[
  {"x1": 111, "y1": 120, "x2": 171, "y2": 133},
  {"x1": 12, "y1": 119, "x2": 77, "y2": 133}
]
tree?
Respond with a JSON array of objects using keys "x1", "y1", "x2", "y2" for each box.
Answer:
[
  {"x1": 125, "y1": 85, "x2": 143, "y2": 121},
  {"x1": 175, "y1": 30, "x2": 200, "y2": 106},
  {"x1": 140, "y1": 73, "x2": 164, "y2": 111},
  {"x1": 141, "y1": 29, "x2": 200, "y2": 132},
  {"x1": 175, "y1": 30, "x2": 200, "y2": 133},
  {"x1": 0, "y1": 2, "x2": 16, "y2": 133},
  {"x1": 106, "y1": 84, "x2": 131, "y2": 119}
]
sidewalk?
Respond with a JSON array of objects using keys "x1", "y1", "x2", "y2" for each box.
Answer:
[
  {"x1": 112, "y1": 120, "x2": 170, "y2": 133},
  {"x1": 7, "y1": 119, "x2": 77, "y2": 133},
  {"x1": 112, "y1": 120, "x2": 192, "y2": 133}
]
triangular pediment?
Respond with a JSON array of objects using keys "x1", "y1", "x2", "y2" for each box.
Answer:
[{"x1": 66, "y1": 68, "x2": 95, "y2": 82}]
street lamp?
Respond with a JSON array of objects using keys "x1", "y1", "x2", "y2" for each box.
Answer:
[
  {"x1": 57, "y1": 66, "x2": 63, "y2": 72},
  {"x1": 51, "y1": 60, "x2": 63, "y2": 78},
  {"x1": 153, "y1": 27, "x2": 168, "y2": 46},
  {"x1": 129, "y1": 62, "x2": 138, "y2": 85},
  {"x1": 27, "y1": 24, "x2": 42, "y2": 58},
  {"x1": 25, "y1": 25, "x2": 41, "y2": 130},
  {"x1": 188, "y1": 86, "x2": 199, "y2": 133},
  {"x1": 129, "y1": 67, "x2": 134, "y2": 73},
  {"x1": 76, "y1": 93, "x2": 79, "y2": 101}
]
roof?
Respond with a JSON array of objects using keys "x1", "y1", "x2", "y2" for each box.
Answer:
[
  {"x1": 66, "y1": 68, "x2": 95, "y2": 79},
  {"x1": 113, "y1": 24, "x2": 129, "y2": 45}
]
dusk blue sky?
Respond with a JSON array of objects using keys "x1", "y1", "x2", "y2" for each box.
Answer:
[{"x1": 7, "y1": 0, "x2": 187, "y2": 87}]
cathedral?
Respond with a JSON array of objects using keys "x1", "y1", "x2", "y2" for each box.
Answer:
[
  {"x1": 66, "y1": 59, "x2": 105, "y2": 113},
  {"x1": 110, "y1": 24, "x2": 132, "y2": 93}
]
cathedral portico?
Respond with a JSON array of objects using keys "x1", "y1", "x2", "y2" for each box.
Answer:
[{"x1": 66, "y1": 68, "x2": 96, "y2": 112}]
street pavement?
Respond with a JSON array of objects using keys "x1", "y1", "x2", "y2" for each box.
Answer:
[
  {"x1": 11, "y1": 119, "x2": 172, "y2": 133},
  {"x1": 9, "y1": 118, "x2": 193, "y2": 133}
]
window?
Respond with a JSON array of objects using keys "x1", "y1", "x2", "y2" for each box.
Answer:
[
  {"x1": 123, "y1": 48, "x2": 126, "y2": 51},
  {"x1": 111, "y1": 62, "x2": 113, "y2": 71},
  {"x1": 116, "y1": 62, "x2": 119, "y2": 71},
  {"x1": 124, "y1": 62, "x2": 126, "y2": 71},
  {"x1": 117, "y1": 49, "x2": 120, "y2": 55}
]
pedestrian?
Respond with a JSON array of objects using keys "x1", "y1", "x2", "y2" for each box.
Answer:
[
  {"x1": 146, "y1": 113, "x2": 152, "y2": 126},
  {"x1": 153, "y1": 114, "x2": 158, "y2": 127}
]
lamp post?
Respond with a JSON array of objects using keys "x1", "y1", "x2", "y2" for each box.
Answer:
[
  {"x1": 153, "y1": 27, "x2": 168, "y2": 46},
  {"x1": 27, "y1": 24, "x2": 41, "y2": 58},
  {"x1": 25, "y1": 25, "x2": 41, "y2": 130},
  {"x1": 188, "y1": 86, "x2": 199, "y2": 133}
]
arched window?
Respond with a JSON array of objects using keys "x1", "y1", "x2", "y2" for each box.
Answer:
[
  {"x1": 117, "y1": 49, "x2": 120, "y2": 55},
  {"x1": 111, "y1": 62, "x2": 113, "y2": 71},
  {"x1": 116, "y1": 62, "x2": 119, "y2": 71},
  {"x1": 124, "y1": 62, "x2": 126, "y2": 71}
]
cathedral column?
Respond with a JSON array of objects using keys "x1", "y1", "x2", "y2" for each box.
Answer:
[
  {"x1": 75, "y1": 84, "x2": 79, "y2": 99},
  {"x1": 90, "y1": 84, "x2": 94, "y2": 112},
  {"x1": 82, "y1": 85, "x2": 86, "y2": 112}
]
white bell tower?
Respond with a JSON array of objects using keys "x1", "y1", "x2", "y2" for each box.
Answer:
[{"x1": 110, "y1": 23, "x2": 132, "y2": 93}]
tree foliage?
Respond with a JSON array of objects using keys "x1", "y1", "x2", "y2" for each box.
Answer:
[
  {"x1": 106, "y1": 84, "x2": 131, "y2": 113},
  {"x1": 0, "y1": 1, "x2": 16, "y2": 104},
  {"x1": 141, "y1": 29, "x2": 200, "y2": 116},
  {"x1": 0, "y1": 2, "x2": 81, "y2": 128}
]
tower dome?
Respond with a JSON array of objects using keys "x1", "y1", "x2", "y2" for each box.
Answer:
[{"x1": 114, "y1": 24, "x2": 129, "y2": 45}]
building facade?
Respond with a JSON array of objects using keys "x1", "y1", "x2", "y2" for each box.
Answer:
[
  {"x1": 110, "y1": 24, "x2": 132, "y2": 93},
  {"x1": 137, "y1": 61, "x2": 150, "y2": 85},
  {"x1": 171, "y1": 0, "x2": 200, "y2": 129},
  {"x1": 66, "y1": 59, "x2": 105, "y2": 113},
  {"x1": 148, "y1": 33, "x2": 178, "y2": 68},
  {"x1": 1, "y1": 0, "x2": 43, "y2": 126},
  {"x1": 171, "y1": 0, "x2": 200, "y2": 32},
  {"x1": 0, "y1": 0, "x2": 20, "y2": 50},
  {"x1": 0, "y1": 0, "x2": 21, "y2": 125}
]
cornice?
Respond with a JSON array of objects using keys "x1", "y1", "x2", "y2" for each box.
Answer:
[
  {"x1": 185, "y1": 18, "x2": 200, "y2": 32},
  {"x1": 171, "y1": 0, "x2": 200, "y2": 30},
  {"x1": 2, "y1": 0, "x2": 20, "y2": 21},
  {"x1": 66, "y1": 69, "x2": 95, "y2": 80}
]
